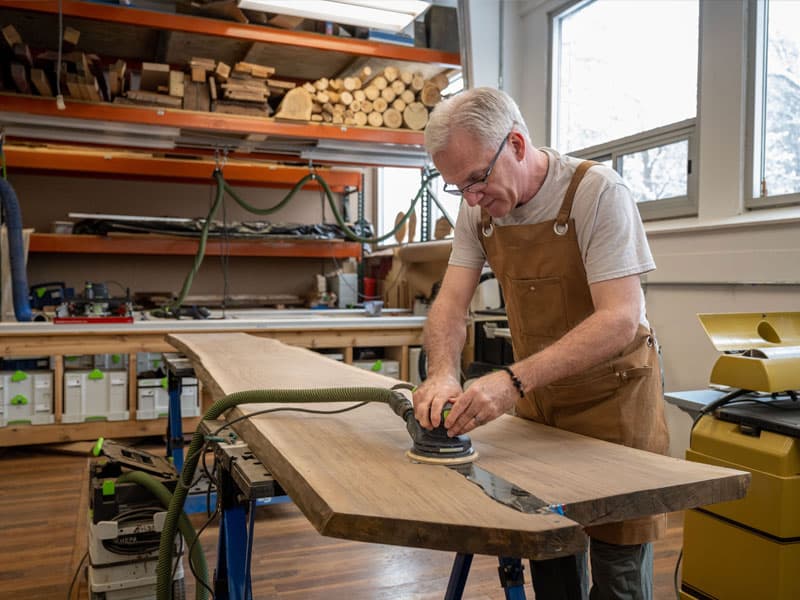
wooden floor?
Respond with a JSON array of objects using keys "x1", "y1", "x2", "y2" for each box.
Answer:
[{"x1": 0, "y1": 442, "x2": 684, "y2": 599}]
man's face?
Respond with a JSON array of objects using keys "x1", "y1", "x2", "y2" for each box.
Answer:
[{"x1": 433, "y1": 129, "x2": 517, "y2": 219}]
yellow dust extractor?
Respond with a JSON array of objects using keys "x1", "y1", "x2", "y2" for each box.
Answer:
[{"x1": 681, "y1": 312, "x2": 800, "y2": 600}]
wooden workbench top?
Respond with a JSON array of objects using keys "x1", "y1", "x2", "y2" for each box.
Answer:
[{"x1": 168, "y1": 332, "x2": 749, "y2": 559}]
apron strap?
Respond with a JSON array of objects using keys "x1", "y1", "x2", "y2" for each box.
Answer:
[{"x1": 555, "y1": 160, "x2": 600, "y2": 231}]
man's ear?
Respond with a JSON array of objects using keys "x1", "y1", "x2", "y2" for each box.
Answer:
[{"x1": 509, "y1": 131, "x2": 526, "y2": 161}]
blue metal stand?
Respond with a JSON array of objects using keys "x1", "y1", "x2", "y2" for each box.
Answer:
[
  {"x1": 213, "y1": 436, "x2": 254, "y2": 600},
  {"x1": 497, "y1": 557, "x2": 527, "y2": 600},
  {"x1": 215, "y1": 502, "x2": 253, "y2": 600},
  {"x1": 445, "y1": 553, "x2": 473, "y2": 599},
  {"x1": 446, "y1": 553, "x2": 527, "y2": 599},
  {"x1": 166, "y1": 368, "x2": 185, "y2": 471}
]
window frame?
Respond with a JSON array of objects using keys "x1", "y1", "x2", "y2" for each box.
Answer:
[
  {"x1": 375, "y1": 167, "x2": 457, "y2": 246},
  {"x1": 547, "y1": 0, "x2": 700, "y2": 221},
  {"x1": 745, "y1": 0, "x2": 800, "y2": 210},
  {"x1": 570, "y1": 119, "x2": 698, "y2": 221}
]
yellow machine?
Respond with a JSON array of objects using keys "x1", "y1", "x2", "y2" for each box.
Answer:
[{"x1": 681, "y1": 312, "x2": 800, "y2": 600}]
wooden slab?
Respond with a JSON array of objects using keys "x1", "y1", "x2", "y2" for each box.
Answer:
[{"x1": 168, "y1": 333, "x2": 749, "y2": 559}]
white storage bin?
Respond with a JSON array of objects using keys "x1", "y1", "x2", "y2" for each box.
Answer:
[
  {"x1": 137, "y1": 376, "x2": 200, "y2": 420},
  {"x1": 63, "y1": 355, "x2": 94, "y2": 369},
  {"x1": 64, "y1": 354, "x2": 128, "y2": 370},
  {"x1": 0, "y1": 370, "x2": 54, "y2": 426},
  {"x1": 63, "y1": 369, "x2": 129, "y2": 423},
  {"x1": 137, "y1": 351, "x2": 165, "y2": 375},
  {"x1": 94, "y1": 353, "x2": 128, "y2": 370},
  {"x1": 352, "y1": 359, "x2": 400, "y2": 378}
]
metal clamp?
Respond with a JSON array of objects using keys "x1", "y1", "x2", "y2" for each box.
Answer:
[{"x1": 214, "y1": 147, "x2": 229, "y2": 172}]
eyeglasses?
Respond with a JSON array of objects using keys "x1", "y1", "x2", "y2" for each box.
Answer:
[{"x1": 442, "y1": 132, "x2": 511, "y2": 196}]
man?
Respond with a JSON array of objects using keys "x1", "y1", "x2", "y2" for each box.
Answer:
[{"x1": 413, "y1": 87, "x2": 669, "y2": 600}]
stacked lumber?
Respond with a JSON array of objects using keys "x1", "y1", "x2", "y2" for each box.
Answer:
[
  {"x1": 1, "y1": 24, "x2": 106, "y2": 101},
  {"x1": 112, "y1": 56, "x2": 293, "y2": 117},
  {"x1": 276, "y1": 65, "x2": 449, "y2": 130},
  {"x1": 212, "y1": 60, "x2": 272, "y2": 116}
]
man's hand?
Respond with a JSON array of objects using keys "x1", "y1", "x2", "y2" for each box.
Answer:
[
  {"x1": 413, "y1": 374, "x2": 462, "y2": 429},
  {"x1": 444, "y1": 370, "x2": 518, "y2": 436}
]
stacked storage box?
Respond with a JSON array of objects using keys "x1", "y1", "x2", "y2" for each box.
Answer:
[
  {"x1": 62, "y1": 354, "x2": 129, "y2": 423},
  {"x1": 352, "y1": 358, "x2": 400, "y2": 379},
  {"x1": 136, "y1": 352, "x2": 200, "y2": 420},
  {"x1": 0, "y1": 359, "x2": 55, "y2": 426}
]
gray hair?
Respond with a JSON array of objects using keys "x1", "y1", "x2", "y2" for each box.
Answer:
[{"x1": 424, "y1": 87, "x2": 531, "y2": 156}]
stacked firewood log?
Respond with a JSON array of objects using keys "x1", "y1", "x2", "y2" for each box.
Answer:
[{"x1": 275, "y1": 65, "x2": 449, "y2": 130}]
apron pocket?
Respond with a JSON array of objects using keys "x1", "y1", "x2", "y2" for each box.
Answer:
[{"x1": 508, "y1": 277, "x2": 568, "y2": 339}]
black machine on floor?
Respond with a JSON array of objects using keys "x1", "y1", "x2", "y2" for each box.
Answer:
[{"x1": 88, "y1": 440, "x2": 186, "y2": 600}]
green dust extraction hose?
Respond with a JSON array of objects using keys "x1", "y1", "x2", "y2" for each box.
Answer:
[
  {"x1": 156, "y1": 386, "x2": 408, "y2": 600},
  {"x1": 161, "y1": 168, "x2": 435, "y2": 316},
  {"x1": 116, "y1": 471, "x2": 210, "y2": 600}
]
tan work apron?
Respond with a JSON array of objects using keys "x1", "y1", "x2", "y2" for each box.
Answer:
[{"x1": 479, "y1": 161, "x2": 669, "y2": 546}]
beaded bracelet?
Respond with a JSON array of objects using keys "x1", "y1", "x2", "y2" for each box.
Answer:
[{"x1": 502, "y1": 365, "x2": 525, "y2": 398}]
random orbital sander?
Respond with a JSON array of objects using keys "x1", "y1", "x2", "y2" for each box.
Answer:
[{"x1": 387, "y1": 389, "x2": 478, "y2": 465}]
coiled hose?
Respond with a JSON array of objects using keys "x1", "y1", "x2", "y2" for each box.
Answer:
[
  {"x1": 156, "y1": 386, "x2": 404, "y2": 600},
  {"x1": 163, "y1": 168, "x2": 439, "y2": 316},
  {"x1": 116, "y1": 470, "x2": 209, "y2": 600}
]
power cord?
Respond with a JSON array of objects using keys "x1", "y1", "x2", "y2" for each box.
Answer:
[
  {"x1": 66, "y1": 550, "x2": 88, "y2": 600},
  {"x1": 211, "y1": 401, "x2": 371, "y2": 436}
]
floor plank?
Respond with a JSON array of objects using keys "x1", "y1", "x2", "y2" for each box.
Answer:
[{"x1": 0, "y1": 444, "x2": 683, "y2": 599}]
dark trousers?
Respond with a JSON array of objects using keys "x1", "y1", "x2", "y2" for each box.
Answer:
[{"x1": 530, "y1": 539, "x2": 653, "y2": 600}]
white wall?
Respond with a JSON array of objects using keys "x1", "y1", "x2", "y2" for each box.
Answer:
[{"x1": 506, "y1": 0, "x2": 800, "y2": 456}]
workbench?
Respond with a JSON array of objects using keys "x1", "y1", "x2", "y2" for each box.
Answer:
[
  {"x1": 0, "y1": 309, "x2": 424, "y2": 446},
  {"x1": 166, "y1": 331, "x2": 749, "y2": 597}
]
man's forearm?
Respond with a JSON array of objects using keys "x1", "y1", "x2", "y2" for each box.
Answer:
[
  {"x1": 423, "y1": 299, "x2": 468, "y2": 380},
  {"x1": 514, "y1": 307, "x2": 638, "y2": 391}
]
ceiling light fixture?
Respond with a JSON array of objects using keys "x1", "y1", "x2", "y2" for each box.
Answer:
[{"x1": 238, "y1": 0, "x2": 430, "y2": 32}]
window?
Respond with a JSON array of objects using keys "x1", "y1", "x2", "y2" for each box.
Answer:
[
  {"x1": 748, "y1": 0, "x2": 800, "y2": 208},
  {"x1": 551, "y1": 0, "x2": 699, "y2": 219},
  {"x1": 377, "y1": 168, "x2": 459, "y2": 246}
]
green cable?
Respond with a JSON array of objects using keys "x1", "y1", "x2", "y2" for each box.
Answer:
[
  {"x1": 314, "y1": 170, "x2": 437, "y2": 244},
  {"x1": 159, "y1": 168, "x2": 437, "y2": 316},
  {"x1": 221, "y1": 170, "x2": 313, "y2": 215},
  {"x1": 156, "y1": 386, "x2": 401, "y2": 600},
  {"x1": 117, "y1": 470, "x2": 210, "y2": 600}
]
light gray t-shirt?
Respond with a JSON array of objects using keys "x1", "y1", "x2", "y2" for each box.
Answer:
[{"x1": 449, "y1": 147, "x2": 655, "y2": 324}]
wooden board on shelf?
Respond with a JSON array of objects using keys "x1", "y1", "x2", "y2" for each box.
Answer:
[
  {"x1": 2, "y1": 145, "x2": 361, "y2": 190},
  {"x1": 0, "y1": 416, "x2": 203, "y2": 447},
  {"x1": 166, "y1": 332, "x2": 749, "y2": 560},
  {"x1": 0, "y1": 94, "x2": 426, "y2": 147},
  {"x1": 28, "y1": 233, "x2": 363, "y2": 260},
  {"x1": 0, "y1": 2, "x2": 460, "y2": 78}
]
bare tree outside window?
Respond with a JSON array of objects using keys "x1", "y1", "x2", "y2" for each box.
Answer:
[
  {"x1": 620, "y1": 141, "x2": 688, "y2": 204},
  {"x1": 763, "y1": 0, "x2": 800, "y2": 197},
  {"x1": 552, "y1": 0, "x2": 698, "y2": 215}
]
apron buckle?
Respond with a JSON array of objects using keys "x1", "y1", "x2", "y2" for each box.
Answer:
[
  {"x1": 553, "y1": 221, "x2": 569, "y2": 236},
  {"x1": 482, "y1": 221, "x2": 495, "y2": 238}
]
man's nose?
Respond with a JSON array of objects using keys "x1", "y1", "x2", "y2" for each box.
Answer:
[{"x1": 462, "y1": 190, "x2": 483, "y2": 206}]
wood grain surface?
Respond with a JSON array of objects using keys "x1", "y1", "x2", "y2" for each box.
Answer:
[{"x1": 168, "y1": 333, "x2": 749, "y2": 560}]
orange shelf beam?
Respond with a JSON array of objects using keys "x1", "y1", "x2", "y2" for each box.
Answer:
[
  {"x1": 0, "y1": 0, "x2": 461, "y2": 67},
  {"x1": 4, "y1": 146, "x2": 361, "y2": 191},
  {"x1": 0, "y1": 94, "x2": 426, "y2": 146},
  {"x1": 29, "y1": 233, "x2": 362, "y2": 260}
]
